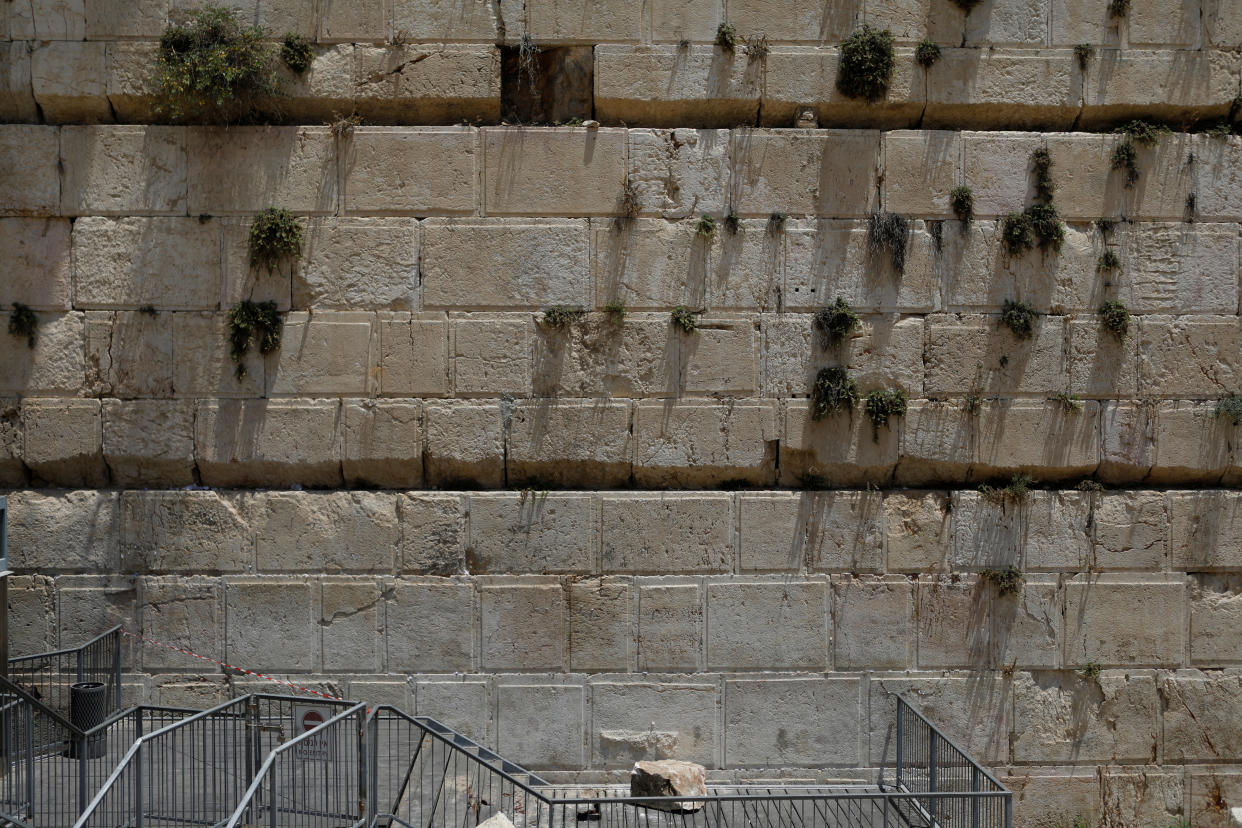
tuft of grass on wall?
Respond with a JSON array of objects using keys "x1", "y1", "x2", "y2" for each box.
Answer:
[
  {"x1": 867, "y1": 211, "x2": 909, "y2": 272},
  {"x1": 228, "y1": 299, "x2": 282, "y2": 379},
  {"x1": 1098, "y1": 299, "x2": 1130, "y2": 340},
  {"x1": 248, "y1": 207, "x2": 304, "y2": 273},
  {"x1": 810, "y1": 367, "x2": 858, "y2": 420},
  {"x1": 813, "y1": 297, "x2": 861, "y2": 347},
  {"x1": 836, "y1": 24, "x2": 896, "y2": 102},
  {"x1": 1001, "y1": 299, "x2": 1037, "y2": 339},
  {"x1": 281, "y1": 33, "x2": 314, "y2": 74},
  {"x1": 8, "y1": 303, "x2": 37, "y2": 349}
]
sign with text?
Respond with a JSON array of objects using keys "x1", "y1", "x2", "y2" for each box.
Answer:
[{"x1": 293, "y1": 704, "x2": 332, "y2": 761}]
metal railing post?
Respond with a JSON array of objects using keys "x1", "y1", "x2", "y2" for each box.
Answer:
[
  {"x1": 895, "y1": 699, "x2": 903, "y2": 789},
  {"x1": 112, "y1": 630, "x2": 123, "y2": 711},
  {"x1": 928, "y1": 734, "x2": 938, "y2": 824},
  {"x1": 23, "y1": 704, "x2": 33, "y2": 817},
  {"x1": 135, "y1": 741, "x2": 145, "y2": 828},
  {"x1": 971, "y1": 767, "x2": 980, "y2": 828},
  {"x1": 76, "y1": 648, "x2": 84, "y2": 683},
  {"x1": 77, "y1": 733, "x2": 89, "y2": 817},
  {"x1": 268, "y1": 772, "x2": 278, "y2": 827}
]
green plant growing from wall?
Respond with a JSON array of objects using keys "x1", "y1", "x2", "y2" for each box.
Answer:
[
  {"x1": 1216, "y1": 394, "x2": 1242, "y2": 426},
  {"x1": 1098, "y1": 299, "x2": 1130, "y2": 340},
  {"x1": 950, "y1": 185, "x2": 974, "y2": 226},
  {"x1": 810, "y1": 367, "x2": 859, "y2": 420},
  {"x1": 863, "y1": 388, "x2": 907, "y2": 440},
  {"x1": 724, "y1": 210, "x2": 741, "y2": 235},
  {"x1": 281, "y1": 33, "x2": 314, "y2": 73},
  {"x1": 979, "y1": 473, "x2": 1034, "y2": 503},
  {"x1": 1111, "y1": 140, "x2": 1139, "y2": 186},
  {"x1": 1098, "y1": 249, "x2": 1122, "y2": 273},
  {"x1": 745, "y1": 34, "x2": 770, "y2": 60},
  {"x1": 979, "y1": 565, "x2": 1023, "y2": 596},
  {"x1": 1002, "y1": 211, "x2": 1036, "y2": 255},
  {"x1": 1053, "y1": 389, "x2": 1082, "y2": 411},
  {"x1": 671, "y1": 306, "x2": 700, "y2": 333},
  {"x1": 1026, "y1": 204, "x2": 1066, "y2": 252},
  {"x1": 813, "y1": 297, "x2": 860, "y2": 347},
  {"x1": 767, "y1": 212, "x2": 787, "y2": 235},
  {"x1": 1079, "y1": 662, "x2": 1103, "y2": 682},
  {"x1": 603, "y1": 299, "x2": 626, "y2": 322},
  {"x1": 156, "y1": 4, "x2": 278, "y2": 122},
  {"x1": 868, "y1": 210, "x2": 909, "y2": 272},
  {"x1": 8, "y1": 303, "x2": 37, "y2": 348},
  {"x1": 715, "y1": 22, "x2": 738, "y2": 50},
  {"x1": 138, "y1": 304, "x2": 158, "y2": 316},
  {"x1": 227, "y1": 300, "x2": 281, "y2": 379},
  {"x1": 248, "y1": 207, "x2": 304, "y2": 273},
  {"x1": 540, "y1": 305, "x2": 586, "y2": 329},
  {"x1": 1186, "y1": 191, "x2": 1197, "y2": 221},
  {"x1": 1111, "y1": 120, "x2": 1169, "y2": 187},
  {"x1": 915, "y1": 39, "x2": 941, "y2": 68},
  {"x1": 696, "y1": 214, "x2": 716, "y2": 239},
  {"x1": 1031, "y1": 147, "x2": 1056, "y2": 203},
  {"x1": 836, "y1": 24, "x2": 895, "y2": 102},
  {"x1": 1108, "y1": 0, "x2": 1130, "y2": 16},
  {"x1": 1076, "y1": 479, "x2": 1104, "y2": 492},
  {"x1": 1001, "y1": 299, "x2": 1037, "y2": 339},
  {"x1": 1074, "y1": 44, "x2": 1092, "y2": 71}
]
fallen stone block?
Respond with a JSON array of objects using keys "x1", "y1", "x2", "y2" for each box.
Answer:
[{"x1": 630, "y1": 759, "x2": 707, "y2": 812}]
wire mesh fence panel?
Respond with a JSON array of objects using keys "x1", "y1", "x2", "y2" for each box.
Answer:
[{"x1": 8, "y1": 628, "x2": 123, "y2": 723}]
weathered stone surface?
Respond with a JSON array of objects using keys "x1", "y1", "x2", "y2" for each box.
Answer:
[
  {"x1": 85, "y1": 311, "x2": 174, "y2": 398},
  {"x1": 0, "y1": 401, "x2": 24, "y2": 486},
  {"x1": 1, "y1": 218, "x2": 72, "y2": 310},
  {"x1": 496, "y1": 683, "x2": 584, "y2": 769},
  {"x1": 398, "y1": 493, "x2": 465, "y2": 575},
  {"x1": 188, "y1": 127, "x2": 336, "y2": 214},
  {"x1": 7, "y1": 490, "x2": 117, "y2": 572},
  {"x1": 596, "y1": 682, "x2": 716, "y2": 767},
  {"x1": 723, "y1": 677, "x2": 861, "y2": 767},
  {"x1": 508, "y1": 400, "x2": 632, "y2": 487},
  {"x1": 385, "y1": 580, "x2": 474, "y2": 672},
  {"x1": 1013, "y1": 671, "x2": 1160, "y2": 763},
  {"x1": 56, "y1": 575, "x2": 139, "y2": 662},
  {"x1": 353, "y1": 45, "x2": 499, "y2": 123},
  {"x1": 1092, "y1": 491, "x2": 1166, "y2": 570},
  {"x1": 567, "y1": 580, "x2": 629, "y2": 671},
  {"x1": 62, "y1": 126, "x2": 186, "y2": 216},
  {"x1": 0, "y1": 42, "x2": 37, "y2": 124},
  {"x1": 926, "y1": 50, "x2": 1081, "y2": 130},
  {"x1": 833, "y1": 576, "x2": 911, "y2": 670},
  {"x1": 763, "y1": 314, "x2": 924, "y2": 398},
  {"x1": 971, "y1": 401, "x2": 1101, "y2": 482},
  {"x1": 884, "y1": 491, "x2": 951, "y2": 572},
  {"x1": 0, "y1": 126, "x2": 58, "y2": 216},
  {"x1": 1082, "y1": 50, "x2": 1237, "y2": 128},
  {"x1": 484, "y1": 128, "x2": 626, "y2": 216},
  {"x1": 120, "y1": 490, "x2": 250, "y2": 573},
  {"x1": 707, "y1": 580, "x2": 828, "y2": 670},
  {"x1": 1161, "y1": 670, "x2": 1242, "y2": 764},
  {"x1": 141, "y1": 577, "x2": 222, "y2": 671},
  {"x1": 601, "y1": 493, "x2": 732, "y2": 573},
  {"x1": 267, "y1": 312, "x2": 374, "y2": 396},
  {"x1": 867, "y1": 675, "x2": 1012, "y2": 766},
  {"x1": 626, "y1": 129, "x2": 727, "y2": 219},
  {"x1": 1064, "y1": 576, "x2": 1185, "y2": 666},
  {"x1": 103, "y1": 399, "x2": 195, "y2": 486},
  {"x1": 732, "y1": 131, "x2": 881, "y2": 217},
  {"x1": 224, "y1": 579, "x2": 318, "y2": 673},
  {"x1": 253, "y1": 492, "x2": 397, "y2": 573},
  {"x1": 194, "y1": 399, "x2": 342, "y2": 487},
  {"x1": 884, "y1": 131, "x2": 961, "y2": 216},
  {"x1": 467, "y1": 493, "x2": 597, "y2": 574},
  {"x1": 595, "y1": 46, "x2": 760, "y2": 127},
  {"x1": 679, "y1": 319, "x2": 758, "y2": 393},
  {"x1": 634, "y1": 399, "x2": 777, "y2": 487},
  {"x1": 320, "y1": 579, "x2": 382, "y2": 673},
  {"x1": 593, "y1": 219, "x2": 710, "y2": 310},
  {"x1": 532, "y1": 315, "x2": 677, "y2": 398},
  {"x1": 422, "y1": 219, "x2": 590, "y2": 309},
  {"x1": 341, "y1": 399, "x2": 423, "y2": 488},
  {"x1": 22, "y1": 398, "x2": 107, "y2": 486},
  {"x1": 1151, "y1": 402, "x2": 1235, "y2": 484},
  {"x1": 31, "y1": 41, "x2": 109, "y2": 123},
  {"x1": 74, "y1": 217, "x2": 222, "y2": 310},
  {"x1": 415, "y1": 679, "x2": 490, "y2": 745},
  {"x1": 636, "y1": 582, "x2": 702, "y2": 672},
  {"x1": 295, "y1": 218, "x2": 419, "y2": 309},
  {"x1": 762, "y1": 48, "x2": 922, "y2": 128},
  {"x1": 738, "y1": 491, "x2": 884, "y2": 573},
  {"x1": 344, "y1": 128, "x2": 477, "y2": 214},
  {"x1": 8, "y1": 576, "x2": 54, "y2": 657},
  {"x1": 1099, "y1": 401, "x2": 1155, "y2": 484},
  {"x1": 918, "y1": 575, "x2": 1063, "y2": 669},
  {"x1": 1190, "y1": 575, "x2": 1242, "y2": 666},
  {"x1": 925, "y1": 313, "x2": 1066, "y2": 395},
  {"x1": 630, "y1": 760, "x2": 707, "y2": 811},
  {"x1": 780, "y1": 400, "x2": 899, "y2": 487},
  {"x1": 481, "y1": 584, "x2": 564, "y2": 670},
  {"x1": 1168, "y1": 491, "x2": 1242, "y2": 571},
  {"x1": 377, "y1": 313, "x2": 449, "y2": 397},
  {"x1": 0, "y1": 312, "x2": 86, "y2": 396},
  {"x1": 171, "y1": 313, "x2": 266, "y2": 398},
  {"x1": 452, "y1": 317, "x2": 530, "y2": 395},
  {"x1": 424, "y1": 401, "x2": 504, "y2": 487}
]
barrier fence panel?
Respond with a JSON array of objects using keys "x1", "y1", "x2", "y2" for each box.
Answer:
[{"x1": 7, "y1": 627, "x2": 123, "y2": 724}]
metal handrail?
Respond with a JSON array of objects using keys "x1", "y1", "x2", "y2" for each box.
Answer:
[
  {"x1": 895, "y1": 693, "x2": 1009, "y2": 792},
  {"x1": 6, "y1": 626, "x2": 122, "y2": 665}
]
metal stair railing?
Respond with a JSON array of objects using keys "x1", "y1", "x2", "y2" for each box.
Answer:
[{"x1": 7, "y1": 626, "x2": 123, "y2": 722}]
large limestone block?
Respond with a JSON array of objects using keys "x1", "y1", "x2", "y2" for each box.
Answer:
[
  {"x1": 925, "y1": 49, "x2": 1081, "y2": 130},
  {"x1": 723, "y1": 0, "x2": 858, "y2": 42},
  {"x1": 0, "y1": 42, "x2": 38, "y2": 123},
  {"x1": 385, "y1": 580, "x2": 474, "y2": 671},
  {"x1": 85, "y1": 0, "x2": 167, "y2": 38},
  {"x1": 391, "y1": 0, "x2": 498, "y2": 41},
  {"x1": 224, "y1": 579, "x2": 318, "y2": 673},
  {"x1": 1168, "y1": 491, "x2": 1242, "y2": 571},
  {"x1": 1193, "y1": 135, "x2": 1242, "y2": 222},
  {"x1": 637, "y1": 583, "x2": 702, "y2": 672},
  {"x1": 55, "y1": 575, "x2": 139, "y2": 663},
  {"x1": 1013, "y1": 671, "x2": 1160, "y2": 763},
  {"x1": 10, "y1": 0, "x2": 86, "y2": 40},
  {"x1": 9, "y1": 576, "x2": 55, "y2": 657},
  {"x1": 1190, "y1": 575, "x2": 1242, "y2": 666},
  {"x1": 480, "y1": 584, "x2": 564, "y2": 670},
  {"x1": 1204, "y1": 0, "x2": 1242, "y2": 47},
  {"x1": 22, "y1": 398, "x2": 107, "y2": 486},
  {"x1": 496, "y1": 683, "x2": 584, "y2": 769},
  {"x1": 949, "y1": 490, "x2": 1091, "y2": 571},
  {"x1": 483, "y1": 127, "x2": 626, "y2": 216},
  {"x1": 1004, "y1": 770, "x2": 1102, "y2": 828},
  {"x1": 140, "y1": 578, "x2": 221, "y2": 671},
  {"x1": 738, "y1": 491, "x2": 884, "y2": 573},
  {"x1": 343, "y1": 128, "x2": 477, "y2": 215},
  {"x1": 883, "y1": 491, "x2": 951, "y2": 571},
  {"x1": 320, "y1": 579, "x2": 382, "y2": 673},
  {"x1": 377, "y1": 313, "x2": 449, "y2": 396},
  {"x1": 971, "y1": 400, "x2": 1101, "y2": 482},
  {"x1": 526, "y1": 0, "x2": 641, "y2": 41},
  {"x1": 296, "y1": 218, "x2": 419, "y2": 309},
  {"x1": 353, "y1": 45, "x2": 500, "y2": 123},
  {"x1": 883, "y1": 131, "x2": 961, "y2": 217},
  {"x1": 0, "y1": 311, "x2": 85, "y2": 396},
  {"x1": 61, "y1": 126, "x2": 186, "y2": 216},
  {"x1": 1065, "y1": 318, "x2": 1139, "y2": 399},
  {"x1": 626, "y1": 129, "x2": 727, "y2": 219},
  {"x1": 833, "y1": 576, "x2": 911, "y2": 669},
  {"x1": 594, "y1": 683, "x2": 714, "y2": 766},
  {"x1": 265, "y1": 43, "x2": 354, "y2": 123},
  {"x1": 1081, "y1": 50, "x2": 1237, "y2": 128},
  {"x1": 567, "y1": 580, "x2": 629, "y2": 671},
  {"x1": 0, "y1": 401, "x2": 23, "y2": 486},
  {"x1": 424, "y1": 400, "x2": 504, "y2": 487},
  {"x1": 782, "y1": 219, "x2": 940, "y2": 312},
  {"x1": 73, "y1": 217, "x2": 222, "y2": 310},
  {"x1": 960, "y1": 132, "x2": 1050, "y2": 217},
  {"x1": 84, "y1": 310, "x2": 174, "y2": 397},
  {"x1": 120, "y1": 490, "x2": 250, "y2": 573},
  {"x1": 1124, "y1": 223, "x2": 1240, "y2": 313},
  {"x1": 1127, "y1": 0, "x2": 1201, "y2": 45},
  {"x1": 6, "y1": 490, "x2": 117, "y2": 573},
  {"x1": 634, "y1": 399, "x2": 777, "y2": 487},
  {"x1": 219, "y1": 218, "x2": 292, "y2": 312},
  {"x1": 630, "y1": 760, "x2": 707, "y2": 811},
  {"x1": 1140, "y1": 315, "x2": 1242, "y2": 397},
  {"x1": 30, "y1": 41, "x2": 110, "y2": 123},
  {"x1": 102, "y1": 400, "x2": 195, "y2": 486},
  {"x1": 707, "y1": 580, "x2": 829, "y2": 670},
  {"x1": 1119, "y1": 133, "x2": 1200, "y2": 222},
  {"x1": 762, "y1": 314, "x2": 924, "y2": 398},
  {"x1": 1065, "y1": 575, "x2": 1185, "y2": 666},
  {"x1": 1161, "y1": 670, "x2": 1242, "y2": 763},
  {"x1": 867, "y1": 675, "x2": 1012, "y2": 766},
  {"x1": 398, "y1": 493, "x2": 465, "y2": 575},
  {"x1": 187, "y1": 127, "x2": 337, "y2": 214},
  {"x1": 594, "y1": 45, "x2": 760, "y2": 128},
  {"x1": 1039, "y1": 133, "x2": 1124, "y2": 221},
  {"x1": 104, "y1": 41, "x2": 160, "y2": 122},
  {"x1": 962, "y1": 0, "x2": 1049, "y2": 44},
  {"x1": 1092, "y1": 491, "x2": 1167, "y2": 570},
  {"x1": 601, "y1": 493, "x2": 732, "y2": 573},
  {"x1": 762, "y1": 47, "x2": 922, "y2": 128},
  {"x1": 171, "y1": 313, "x2": 266, "y2": 398},
  {"x1": 194, "y1": 398, "x2": 342, "y2": 487},
  {"x1": 592, "y1": 219, "x2": 710, "y2": 310},
  {"x1": 467, "y1": 492, "x2": 597, "y2": 574},
  {"x1": 780, "y1": 400, "x2": 899, "y2": 486},
  {"x1": 415, "y1": 679, "x2": 488, "y2": 743},
  {"x1": 531, "y1": 315, "x2": 677, "y2": 398},
  {"x1": 422, "y1": 219, "x2": 590, "y2": 309},
  {"x1": 341, "y1": 399, "x2": 423, "y2": 488},
  {"x1": 1150, "y1": 402, "x2": 1234, "y2": 484},
  {"x1": 708, "y1": 220, "x2": 783, "y2": 310},
  {"x1": 252, "y1": 491, "x2": 397, "y2": 573},
  {"x1": 729, "y1": 130, "x2": 880, "y2": 218},
  {"x1": 917, "y1": 574, "x2": 1063, "y2": 669},
  {"x1": 507, "y1": 400, "x2": 632, "y2": 487},
  {"x1": 1099, "y1": 401, "x2": 1155, "y2": 484},
  {"x1": 267, "y1": 312, "x2": 375, "y2": 396},
  {"x1": 723, "y1": 677, "x2": 860, "y2": 768},
  {"x1": 452, "y1": 317, "x2": 531, "y2": 395},
  {"x1": 0, "y1": 125, "x2": 60, "y2": 216},
  {"x1": 679, "y1": 319, "x2": 758, "y2": 394}
]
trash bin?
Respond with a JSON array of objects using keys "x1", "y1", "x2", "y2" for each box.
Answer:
[{"x1": 66, "y1": 682, "x2": 108, "y2": 759}]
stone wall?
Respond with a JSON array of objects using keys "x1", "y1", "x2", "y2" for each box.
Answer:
[{"x1": 5, "y1": 2, "x2": 1242, "y2": 826}]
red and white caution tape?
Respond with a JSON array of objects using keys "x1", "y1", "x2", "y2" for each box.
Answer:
[{"x1": 121, "y1": 629, "x2": 344, "y2": 702}]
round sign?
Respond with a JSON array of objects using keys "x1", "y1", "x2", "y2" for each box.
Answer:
[{"x1": 301, "y1": 710, "x2": 325, "y2": 732}]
